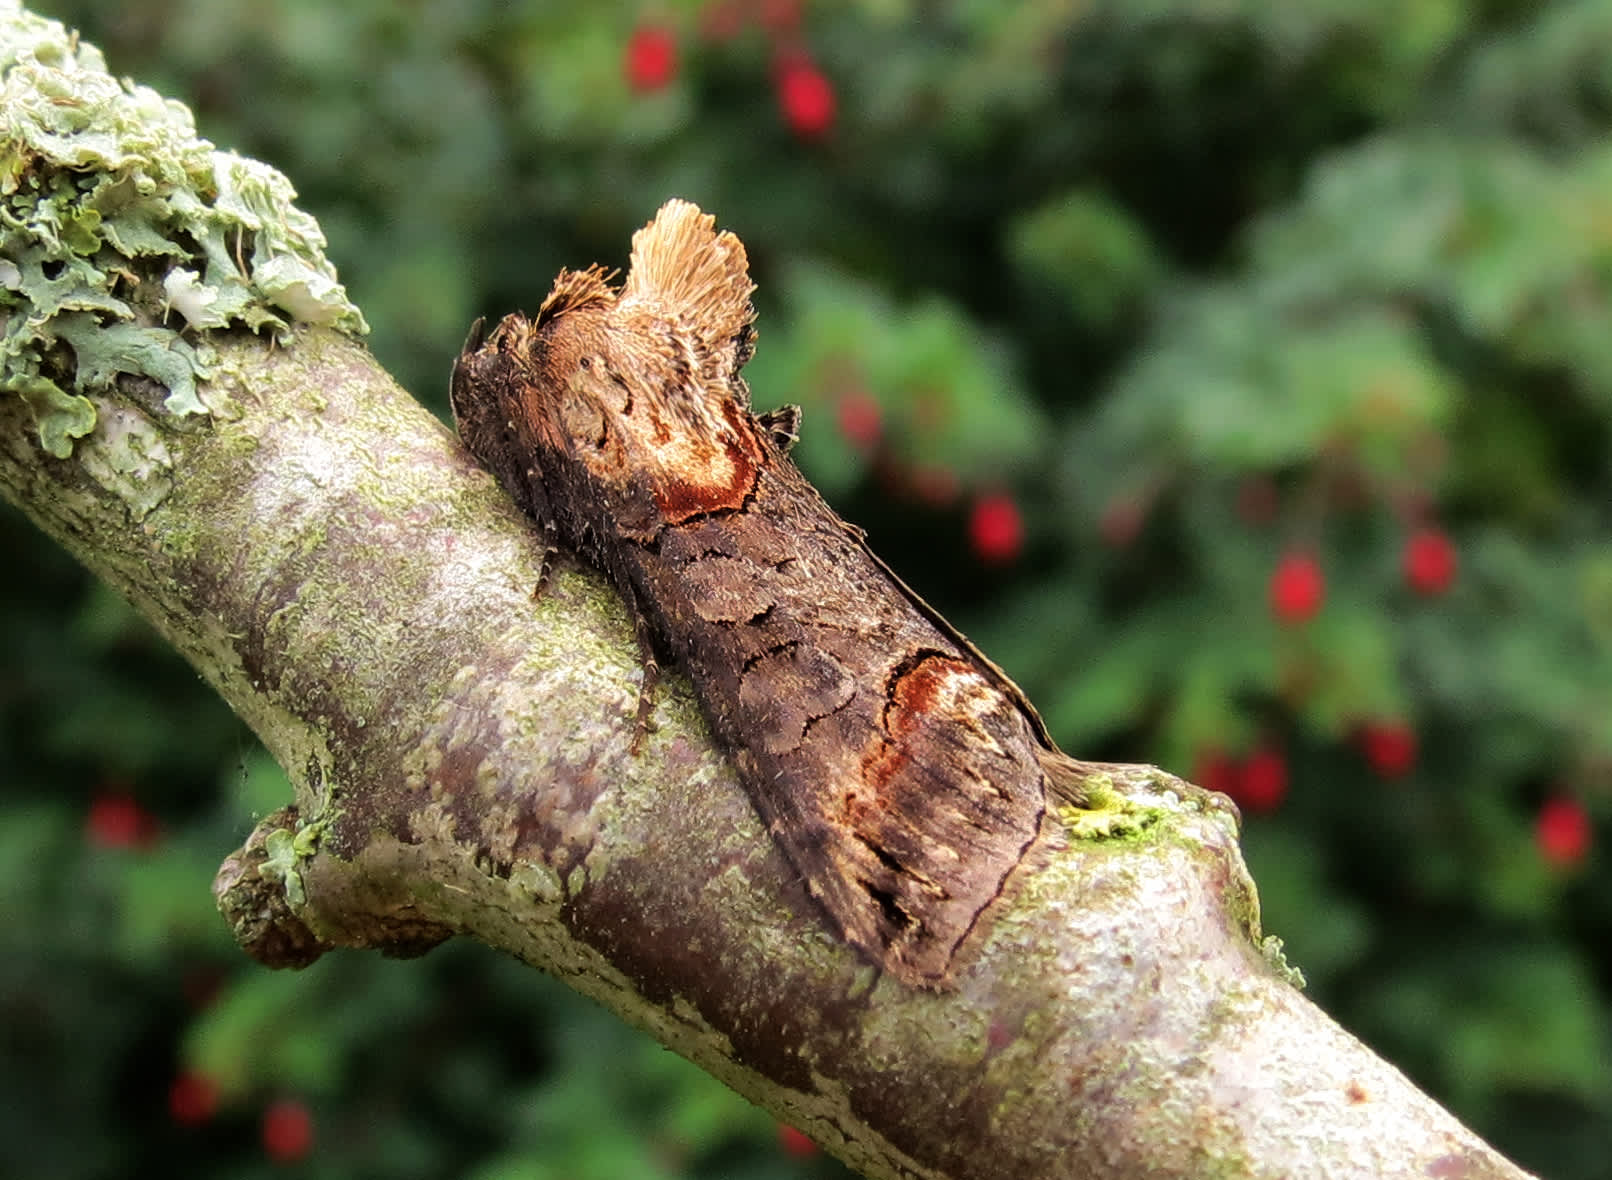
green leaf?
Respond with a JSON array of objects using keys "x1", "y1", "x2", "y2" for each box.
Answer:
[{"x1": 1008, "y1": 187, "x2": 1161, "y2": 328}]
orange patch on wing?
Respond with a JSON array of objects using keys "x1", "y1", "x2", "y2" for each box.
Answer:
[
  {"x1": 852, "y1": 655, "x2": 985, "y2": 814},
  {"x1": 887, "y1": 656, "x2": 983, "y2": 737},
  {"x1": 855, "y1": 740, "x2": 909, "y2": 819}
]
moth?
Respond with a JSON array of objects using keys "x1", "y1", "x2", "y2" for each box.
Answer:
[{"x1": 450, "y1": 200, "x2": 1086, "y2": 986}]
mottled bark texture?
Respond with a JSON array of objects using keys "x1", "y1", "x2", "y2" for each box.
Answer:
[{"x1": 0, "y1": 324, "x2": 1533, "y2": 1180}]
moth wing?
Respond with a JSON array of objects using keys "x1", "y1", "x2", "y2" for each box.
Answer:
[
  {"x1": 844, "y1": 520, "x2": 1069, "y2": 757},
  {"x1": 751, "y1": 655, "x2": 1050, "y2": 987},
  {"x1": 715, "y1": 609, "x2": 1049, "y2": 985},
  {"x1": 670, "y1": 484, "x2": 1065, "y2": 985}
]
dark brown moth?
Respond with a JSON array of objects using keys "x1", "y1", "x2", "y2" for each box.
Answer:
[{"x1": 450, "y1": 200, "x2": 1087, "y2": 986}]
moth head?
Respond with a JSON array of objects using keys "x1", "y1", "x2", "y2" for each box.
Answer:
[{"x1": 517, "y1": 200, "x2": 768, "y2": 524}]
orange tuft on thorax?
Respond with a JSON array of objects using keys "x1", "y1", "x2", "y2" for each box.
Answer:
[{"x1": 643, "y1": 399, "x2": 765, "y2": 522}]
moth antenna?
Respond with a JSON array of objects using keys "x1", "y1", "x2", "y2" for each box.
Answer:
[{"x1": 621, "y1": 199, "x2": 756, "y2": 360}]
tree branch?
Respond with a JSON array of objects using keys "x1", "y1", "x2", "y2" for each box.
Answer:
[{"x1": 0, "y1": 7, "x2": 1534, "y2": 1178}]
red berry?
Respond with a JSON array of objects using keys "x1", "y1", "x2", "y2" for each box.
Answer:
[
  {"x1": 777, "y1": 60, "x2": 835, "y2": 138},
  {"x1": 1194, "y1": 749, "x2": 1240, "y2": 798},
  {"x1": 168, "y1": 1071, "x2": 218, "y2": 1126},
  {"x1": 624, "y1": 25, "x2": 678, "y2": 92},
  {"x1": 1235, "y1": 749, "x2": 1289, "y2": 814},
  {"x1": 1403, "y1": 528, "x2": 1457, "y2": 596},
  {"x1": 262, "y1": 1098, "x2": 314, "y2": 1163},
  {"x1": 777, "y1": 1125, "x2": 818, "y2": 1157},
  {"x1": 969, "y1": 493, "x2": 1023, "y2": 564},
  {"x1": 1359, "y1": 720, "x2": 1417, "y2": 779},
  {"x1": 1269, "y1": 552, "x2": 1325, "y2": 624},
  {"x1": 834, "y1": 390, "x2": 881, "y2": 449},
  {"x1": 1536, "y1": 797, "x2": 1592, "y2": 868},
  {"x1": 85, "y1": 791, "x2": 158, "y2": 849}
]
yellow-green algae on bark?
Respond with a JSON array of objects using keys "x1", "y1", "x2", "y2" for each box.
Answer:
[{"x1": 0, "y1": 0, "x2": 366, "y2": 457}]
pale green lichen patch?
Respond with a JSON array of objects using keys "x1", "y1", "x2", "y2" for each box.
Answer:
[
  {"x1": 1259, "y1": 935, "x2": 1306, "y2": 990},
  {"x1": 259, "y1": 822, "x2": 322, "y2": 908},
  {"x1": 1059, "y1": 773, "x2": 1167, "y2": 842},
  {"x1": 0, "y1": 1, "x2": 367, "y2": 457}
]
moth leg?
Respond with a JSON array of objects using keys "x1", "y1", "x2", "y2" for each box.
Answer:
[
  {"x1": 532, "y1": 515, "x2": 560, "y2": 598},
  {"x1": 628, "y1": 614, "x2": 660, "y2": 754},
  {"x1": 755, "y1": 404, "x2": 802, "y2": 452}
]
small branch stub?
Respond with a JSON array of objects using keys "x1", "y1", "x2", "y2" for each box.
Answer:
[{"x1": 213, "y1": 807, "x2": 331, "y2": 970}]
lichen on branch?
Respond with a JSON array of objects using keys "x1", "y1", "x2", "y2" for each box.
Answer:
[{"x1": 0, "y1": 0, "x2": 366, "y2": 457}]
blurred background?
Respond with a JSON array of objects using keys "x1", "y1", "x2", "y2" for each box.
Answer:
[{"x1": 4, "y1": 0, "x2": 1611, "y2": 1176}]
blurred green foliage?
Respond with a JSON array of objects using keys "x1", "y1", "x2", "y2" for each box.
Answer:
[{"x1": 4, "y1": 0, "x2": 1611, "y2": 1176}]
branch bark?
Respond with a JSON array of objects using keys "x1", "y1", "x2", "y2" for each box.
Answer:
[{"x1": 0, "y1": 8, "x2": 1534, "y2": 1179}]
